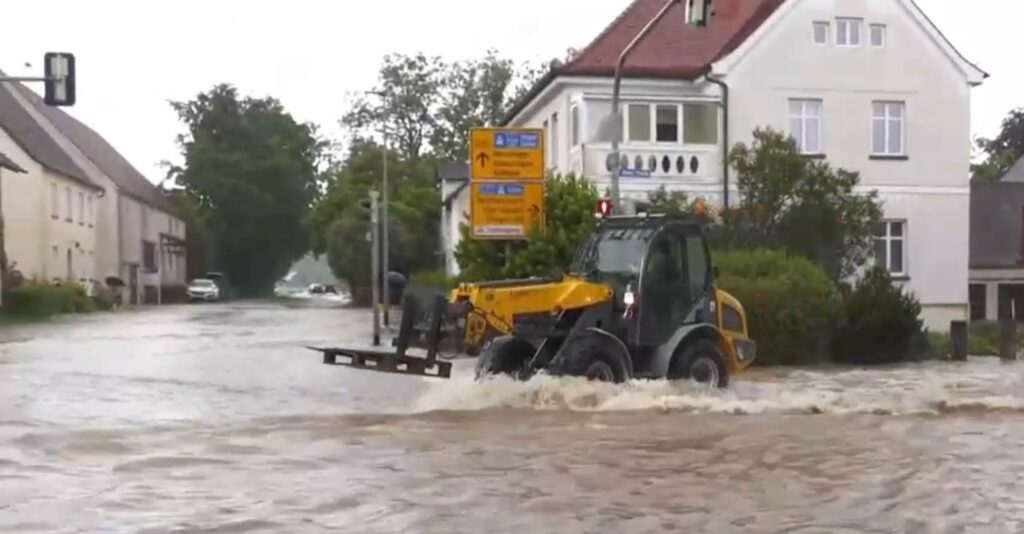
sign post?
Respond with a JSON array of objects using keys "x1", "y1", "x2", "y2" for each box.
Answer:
[{"x1": 468, "y1": 127, "x2": 546, "y2": 240}]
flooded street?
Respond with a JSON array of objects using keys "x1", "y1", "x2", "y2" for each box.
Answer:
[{"x1": 3, "y1": 301, "x2": 1024, "y2": 533}]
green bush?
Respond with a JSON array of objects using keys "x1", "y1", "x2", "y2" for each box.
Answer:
[
  {"x1": 3, "y1": 282, "x2": 94, "y2": 319},
  {"x1": 714, "y1": 249, "x2": 842, "y2": 366},
  {"x1": 832, "y1": 267, "x2": 926, "y2": 365},
  {"x1": 409, "y1": 268, "x2": 458, "y2": 290}
]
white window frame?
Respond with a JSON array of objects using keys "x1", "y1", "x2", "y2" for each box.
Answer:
[
  {"x1": 875, "y1": 220, "x2": 907, "y2": 277},
  {"x1": 813, "y1": 21, "x2": 830, "y2": 46},
  {"x1": 836, "y1": 17, "x2": 863, "y2": 47},
  {"x1": 78, "y1": 192, "x2": 85, "y2": 225},
  {"x1": 570, "y1": 105, "x2": 580, "y2": 147},
  {"x1": 64, "y1": 186, "x2": 72, "y2": 222},
  {"x1": 550, "y1": 112, "x2": 560, "y2": 169},
  {"x1": 872, "y1": 101, "x2": 906, "y2": 156},
  {"x1": 87, "y1": 196, "x2": 94, "y2": 227},
  {"x1": 622, "y1": 101, "x2": 718, "y2": 146},
  {"x1": 788, "y1": 98, "x2": 823, "y2": 155},
  {"x1": 869, "y1": 24, "x2": 886, "y2": 47},
  {"x1": 50, "y1": 182, "x2": 59, "y2": 219}
]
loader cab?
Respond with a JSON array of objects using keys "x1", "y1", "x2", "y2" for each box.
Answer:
[{"x1": 571, "y1": 215, "x2": 714, "y2": 347}]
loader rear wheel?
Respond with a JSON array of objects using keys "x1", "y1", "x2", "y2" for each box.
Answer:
[
  {"x1": 475, "y1": 336, "x2": 535, "y2": 380},
  {"x1": 671, "y1": 338, "x2": 729, "y2": 389},
  {"x1": 559, "y1": 331, "x2": 630, "y2": 384}
]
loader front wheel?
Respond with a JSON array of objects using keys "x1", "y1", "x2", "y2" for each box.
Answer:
[
  {"x1": 559, "y1": 331, "x2": 630, "y2": 384},
  {"x1": 475, "y1": 336, "x2": 535, "y2": 380},
  {"x1": 671, "y1": 338, "x2": 729, "y2": 389}
]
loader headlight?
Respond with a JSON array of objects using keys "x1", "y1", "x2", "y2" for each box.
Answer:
[{"x1": 623, "y1": 291, "x2": 635, "y2": 306}]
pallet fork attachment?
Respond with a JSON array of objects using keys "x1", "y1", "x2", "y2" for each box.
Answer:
[{"x1": 308, "y1": 293, "x2": 453, "y2": 379}]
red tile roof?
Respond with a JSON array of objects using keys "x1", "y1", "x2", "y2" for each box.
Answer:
[{"x1": 503, "y1": 0, "x2": 786, "y2": 124}]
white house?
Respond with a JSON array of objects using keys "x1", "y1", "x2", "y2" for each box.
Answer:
[
  {"x1": 0, "y1": 79, "x2": 187, "y2": 303},
  {"x1": 443, "y1": 0, "x2": 987, "y2": 331},
  {"x1": 0, "y1": 84, "x2": 104, "y2": 285}
]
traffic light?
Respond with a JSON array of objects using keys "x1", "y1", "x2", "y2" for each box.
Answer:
[
  {"x1": 43, "y1": 52, "x2": 75, "y2": 107},
  {"x1": 596, "y1": 198, "x2": 612, "y2": 218}
]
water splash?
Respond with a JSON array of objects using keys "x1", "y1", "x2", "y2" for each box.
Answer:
[{"x1": 412, "y1": 358, "x2": 1024, "y2": 416}]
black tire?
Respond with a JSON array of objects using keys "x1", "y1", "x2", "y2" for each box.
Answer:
[
  {"x1": 670, "y1": 338, "x2": 729, "y2": 389},
  {"x1": 475, "y1": 336, "x2": 535, "y2": 380},
  {"x1": 557, "y1": 330, "x2": 631, "y2": 384}
]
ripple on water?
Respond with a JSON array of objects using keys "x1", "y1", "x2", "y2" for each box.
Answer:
[{"x1": 114, "y1": 456, "x2": 234, "y2": 473}]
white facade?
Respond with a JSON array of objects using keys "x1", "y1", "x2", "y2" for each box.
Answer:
[
  {"x1": 445, "y1": 0, "x2": 984, "y2": 331},
  {"x1": 0, "y1": 129, "x2": 100, "y2": 285}
]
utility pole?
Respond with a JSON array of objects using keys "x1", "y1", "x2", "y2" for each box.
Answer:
[
  {"x1": 609, "y1": 0, "x2": 685, "y2": 213},
  {"x1": 381, "y1": 127, "x2": 390, "y2": 327},
  {"x1": 370, "y1": 191, "x2": 382, "y2": 346}
]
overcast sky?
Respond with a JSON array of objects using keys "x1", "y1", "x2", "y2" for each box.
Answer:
[{"x1": 1, "y1": 0, "x2": 1018, "y2": 183}]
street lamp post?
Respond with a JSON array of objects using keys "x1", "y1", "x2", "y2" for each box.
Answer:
[
  {"x1": 365, "y1": 90, "x2": 391, "y2": 327},
  {"x1": 609, "y1": 0, "x2": 682, "y2": 213}
]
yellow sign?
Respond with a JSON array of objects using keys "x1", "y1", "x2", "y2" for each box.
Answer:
[
  {"x1": 470, "y1": 127, "x2": 545, "y2": 181},
  {"x1": 470, "y1": 182, "x2": 545, "y2": 240}
]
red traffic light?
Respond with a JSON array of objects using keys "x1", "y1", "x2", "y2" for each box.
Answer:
[{"x1": 596, "y1": 198, "x2": 612, "y2": 217}]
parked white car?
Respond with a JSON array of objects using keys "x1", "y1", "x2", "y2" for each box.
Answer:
[{"x1": 187, "y1": 279, "x2": 220, "y2": 302}]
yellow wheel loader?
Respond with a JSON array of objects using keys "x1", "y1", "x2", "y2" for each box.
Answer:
[{"x1": 309, "y1": 214, "x2": 756, "y2": 388}]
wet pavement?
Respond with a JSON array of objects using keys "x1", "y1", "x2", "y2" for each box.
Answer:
[{"x1": 3, "y1": 300, "x2": 1024, "y2": 533}]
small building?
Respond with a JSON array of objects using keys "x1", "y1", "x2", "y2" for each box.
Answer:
[
  {"x1": 444, "y1": 0, "x2": 987, "y2": 331},
  {"x1": 969, "y1": 160, "x2": 1024, "y2": 321},
  {"x1": 0, "y1": 78, "x2": 187, "y2": 302}
]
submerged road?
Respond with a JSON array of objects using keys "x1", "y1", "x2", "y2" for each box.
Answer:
[{"x1": 3, "y1": 300, "x2": 1024, "y2": 532}]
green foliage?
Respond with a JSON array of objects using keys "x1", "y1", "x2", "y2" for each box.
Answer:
[
  {"x1": 169, "y1": 84, "x2": 328, "y2": 297},
  {"x1": 342, "y1": 50, "x2": 551, "y2": 163},
  {"x1": 972, "y1": 108, "x2": 1024, "y2": 183},
  {"x1": 714, "y1": 249, "x2": 842, "y2": 366},
  {"x1": 3, "y1": 283, "x2": 94, "y2": 319},
  {"x1": 454, "y1": 174, "x2": 598, "y2": 281},
  {"x1": 310, "y1": 139, "x2": 440, "y2": 305},
  {"x1": 832, "y1": 267, "x2": 927, "y2": 365},
  {"x1": 723, "y1": 128, "x2": 883, "y2": 281},
  {"x1": 409, "y1": 268, "x2": 458, "y2": 290}
]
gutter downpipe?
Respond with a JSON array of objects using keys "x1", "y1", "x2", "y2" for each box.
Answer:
[
  {"x1": 704, "y1": 70, "x2": 730, "y2": 209},
  {"x1": 610, "y1": 0, "x2": 680, "y2": 214}
]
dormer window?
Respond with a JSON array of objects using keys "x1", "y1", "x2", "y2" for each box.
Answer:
[
  {"x1": 836, "y1": 18, "x2": 863, "y2": 47},
  {"x1": 687, "y1": 0, "x2": 711, "y2": 27},
  {"x1": 870, "y1": 24, "x2": 887, "y2": 47}
]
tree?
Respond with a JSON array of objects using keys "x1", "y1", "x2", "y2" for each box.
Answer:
[
  {"x1": 455, "y1": 174, "x2": 598, "y2": 281},
  {"x1": 168, "y1": 84, "x2": 328, "y2": 297},
  {"x1": 972, "y1": 108, "x2": 1024, "y2": 183},
  {"x1": 724, "y1": 127, "x2": 883, "y2": 281},
  {"x1": 310, "y1": 138, "x2": 440, "y2": 304}
]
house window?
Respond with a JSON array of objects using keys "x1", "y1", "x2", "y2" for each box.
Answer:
[
  {"x1": 570, "y1": 105, "x2": 580, "y2": 147},
  {"x1": 870, "y1": 24, "x2": 886, "y2": 47},
  {"x1": 64, "y1": 186, "x2": 72, "y2": 222},
  {"x1": 627, "y1": 104, "x2": 651, "y2": 142},
  {"x1": 87, "y1": 196, "x2": 94, "y2": 227},
  {"x1": 836, "y1": 18, "x2": 862, "y2": 47},
  {"x1": 789, "y1": 99, "x2": 823, "y2": 154},
  {"x1": 142, "y1": 240, "x2": 157, "y2": 271},
  {"x1": 813, "y1": 21, "x2": 830, "y2": 45},
  {"x1": 78, "y1": 192, "x2": 85, "y2": 225},
  {"x1": 50, "y1": 183, "x2": 59, "y2": 219},
  {"x1": 874, "y1": 220, "x2": 906, "y2": 276},
  {"x1": 683, "y1": 103, "x2": 718, "y2": 144},
  {"x1": 872, "y1": 101, "x2": 905, "y2": 155},
  {"x1": 655, "y1": 105, "x2": 679, "y2": 142},
  {"x1": 550, "y1": 112, "x2": 559, "y2": 169},
  {"x1": 969, "y1": 284, "x2": 987, "y2": 321}
]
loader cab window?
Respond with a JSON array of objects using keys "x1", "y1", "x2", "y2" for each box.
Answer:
[
  {"x1": 572, "y1": 228, "x2": 648, "y2": 293},
  {"x1": 639, "y1": 225, "x2": 706, "y2": 345}
]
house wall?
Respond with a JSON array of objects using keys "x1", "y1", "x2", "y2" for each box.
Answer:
[
  {"x1": 0, "y1": 128, "x2": 97, "y2": 284},
  {"x1": 714, "y1": 0, "x2": 975, "y2": 331}
]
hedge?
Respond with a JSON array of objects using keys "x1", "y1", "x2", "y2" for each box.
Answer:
[
  {"x1": 3, "y1": 283, "x2": 95, "y2": 319},
  {"x1": 714, "y1": 249, "x2": 842, "y2": 366},
  {"x1": 832, "y1": 267, "x2": 928, "y2": 365}
]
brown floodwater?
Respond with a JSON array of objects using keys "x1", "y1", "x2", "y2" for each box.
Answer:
[{"x1": 2, "y1": 300, "x2": 1024, "y2": 533}]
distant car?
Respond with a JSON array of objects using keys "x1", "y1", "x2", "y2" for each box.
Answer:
[{"x1": 187, "y1": 279, "x2": 220, "y2": 302}]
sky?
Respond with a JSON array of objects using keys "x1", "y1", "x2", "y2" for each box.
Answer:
[{"x1": 1, "y1": 0, "x2": 1020, "y2": 184}]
